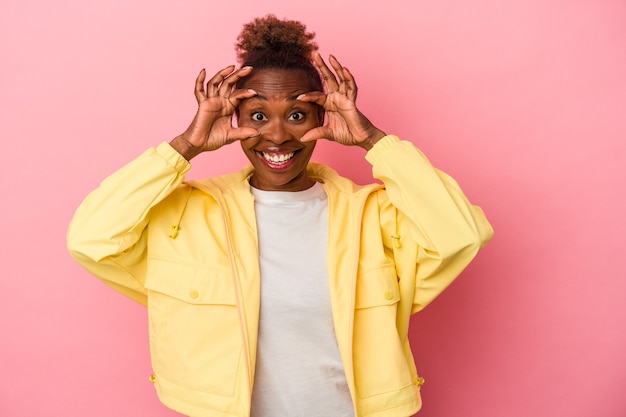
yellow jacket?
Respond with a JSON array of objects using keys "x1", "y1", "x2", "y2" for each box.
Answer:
[{"x1": 67, "y1": 135, "x2": 493, "y2": 417}]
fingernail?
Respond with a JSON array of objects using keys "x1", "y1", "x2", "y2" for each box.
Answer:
[
  {"x1": 248, "y1": 89, "x2": 257, "y2": 94},
  {"x1": 296, "y1": 94, "x2": 305, "y2": 100}
]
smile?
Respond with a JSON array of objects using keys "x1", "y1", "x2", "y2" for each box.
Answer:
[{"x1": 260, "y1": 151, "x2": 296, "y2": 167}]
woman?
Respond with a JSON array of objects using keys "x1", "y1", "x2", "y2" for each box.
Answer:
[{"x1": 67, "y1": 15, "x2": 493, "y2": 417}]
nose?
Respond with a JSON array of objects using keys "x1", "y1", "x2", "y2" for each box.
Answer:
[{"x1": 261, "y1": 120, "x2": 292, "y2": 144}]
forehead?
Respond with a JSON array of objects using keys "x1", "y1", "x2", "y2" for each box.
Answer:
[{"x1": 238, "y1": 69, "x2": 317, "y2": 99}]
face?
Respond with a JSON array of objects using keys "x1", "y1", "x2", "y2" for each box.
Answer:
[{"x1": 237, "y1": 69, "x2": 323, "y2": 192}]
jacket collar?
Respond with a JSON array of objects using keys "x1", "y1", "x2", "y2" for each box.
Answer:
[{"x1": 187, "y1": 162, "x2": 381, "y2": 197}]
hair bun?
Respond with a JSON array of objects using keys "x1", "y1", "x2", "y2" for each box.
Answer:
[{"x1": 235, "y1": 14, "x2": 318, "y2": 64}]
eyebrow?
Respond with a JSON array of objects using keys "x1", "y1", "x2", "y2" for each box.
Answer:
[{"x1": 246, "y1": 93, "x2": 302, "y2": 102}]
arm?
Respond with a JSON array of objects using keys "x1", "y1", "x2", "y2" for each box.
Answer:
[
  {"x1": 367, "y1": 135, "x2": 494, "y2": 313},
  {"x1": 66, "y1": 143, "x2": 191, "y2": 304},
  {"x1": 298, "y1": 54, "x2": 493, "y2": 312},
  {"x1": 67, "y1": 66, "x2": 259, "y2": 304}
]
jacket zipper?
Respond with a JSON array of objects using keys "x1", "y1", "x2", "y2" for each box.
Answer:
[
  {"x1": 325, "y1": 185, "x2": 370, "y2": 417},
  {"x1": 350, "y1": 195, "x2": 368, "y2": 417},
  {"x1": 218, "y1": 198, "x2": 253, "y2": 415}
]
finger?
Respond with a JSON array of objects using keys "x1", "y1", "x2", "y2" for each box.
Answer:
[
  {"x1": 300, "y1": 126, "x2": 332, "y2": 143},
  {"x1": 312, "y1": 52, "x2": 339, "y2": 92},
  {"x1": 227, "y1": 127, "x2": 261, "y2": 143},
  {"x1": 230, "y1": 87, "x2": 257, "y2": 102},
  {"x1": 218, "y1": 66, "x2": 253, "y2": 98},
  {"x1": 229, "y1": 87, "x2": 257, "y2": 109},
  {"x1": 206, "y1": 65, "x2": 236, "y2": 97},
  {"x1": 194, "y1": 69, "x2": 207, "y2": 102},
  {"x1": 296, "y1": 91, "x2": 327, "y2": 107},
  {"x1": 328, "y1": 55, "x2": 347, "y2": 93},
  {"x1": 342, "y1": 66, "x2": 358, "y2": 101}
]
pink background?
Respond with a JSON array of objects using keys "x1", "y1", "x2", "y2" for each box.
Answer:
[{"x1": 1, "y1": 0, "x2": 625, "y2": 416}]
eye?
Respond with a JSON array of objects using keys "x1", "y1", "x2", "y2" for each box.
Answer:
[
  {"x1": 251, "y1": 112, "x2": 267, "y2": 121},
  {"x1": 288, "y1": 112, "x2": 305, "y2": 121}
]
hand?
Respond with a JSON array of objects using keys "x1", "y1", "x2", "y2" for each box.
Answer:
[
  {"x1": 297, "y1": 53, "x2": 386, "y2": 151},
  {"x1": 170, "y1": 66, "x2": 259, "y2": 160}
]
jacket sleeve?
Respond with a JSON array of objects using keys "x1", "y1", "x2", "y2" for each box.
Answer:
[
  {"x1": 366, "y1": 135, "x2": 494, "y2": 313},
  {"x1": 66, "y1": 142, "x2": 191, "y2": 305}
]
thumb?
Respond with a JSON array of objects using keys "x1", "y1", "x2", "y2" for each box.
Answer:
[
  {"x1": 300, "y1": 126, "x2": 332, "y2": 143},
  {"x1": 228, "y1": 127, "x2": 261, "y2": 142}
]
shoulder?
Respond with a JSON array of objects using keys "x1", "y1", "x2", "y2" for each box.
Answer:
[{"x1": 307, "y1": 162, "x2": 383, "y2": 196}]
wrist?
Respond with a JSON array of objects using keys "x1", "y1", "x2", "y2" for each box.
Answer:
[
  {"x1": 169, "y1": 135, "x2": 202, "y2": 161},
  {"x1": 359, "y1": 129, "x2": 386, "y2": 151}
]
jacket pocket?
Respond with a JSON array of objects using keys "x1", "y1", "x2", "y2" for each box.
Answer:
[
  {"x1": 353, "y1": 264, "x2": 413, "y2": 398},
  {"x1": 145, "y1": 257, "x2": 242, "y2": 397}
]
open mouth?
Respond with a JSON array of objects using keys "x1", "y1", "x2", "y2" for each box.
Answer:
[{"x1": 258, "y1": 150, "x2": 297, "y2": 169}]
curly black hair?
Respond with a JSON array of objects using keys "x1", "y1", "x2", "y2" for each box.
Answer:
[{"x1": 235, "y1": 15, "x2": 323, "y2": 91}]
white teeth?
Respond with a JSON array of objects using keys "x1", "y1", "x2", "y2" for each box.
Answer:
[{"x1": 261, "y1": 151, "x2": 295, "y2": 164}]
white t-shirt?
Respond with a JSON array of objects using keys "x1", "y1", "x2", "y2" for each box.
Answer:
[{"x1": 250, "y1": 182, "x2": 354, "y2": 417}]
